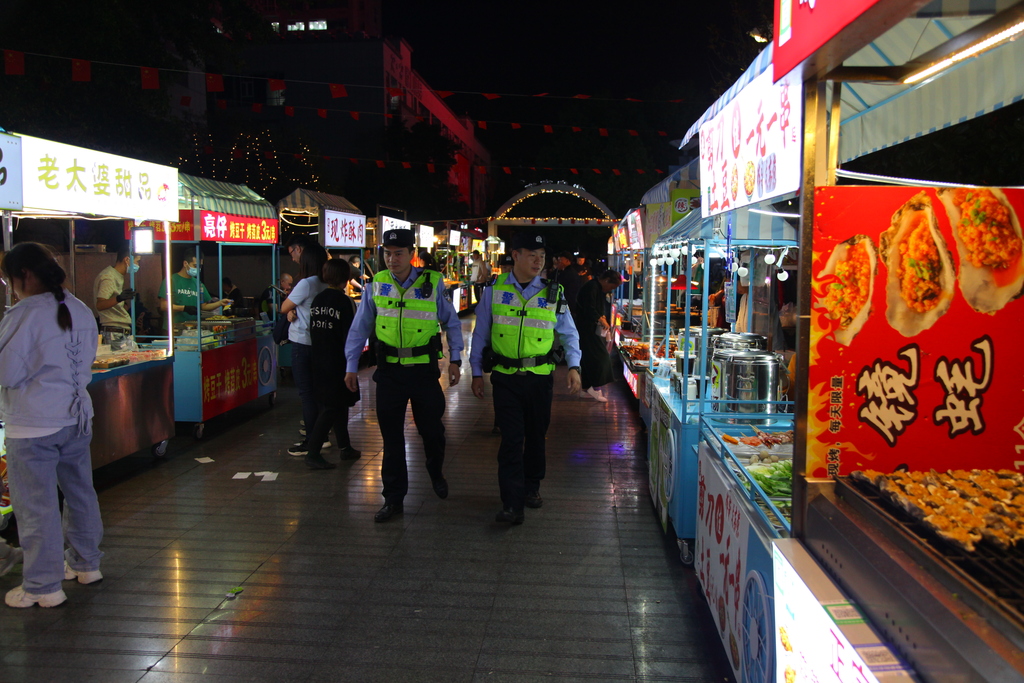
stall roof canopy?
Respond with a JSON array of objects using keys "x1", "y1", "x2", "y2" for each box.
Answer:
[
  {"x1": 640, "y1": 158, "x2": 700, "y2": 206},
  {"x1": 654, "y1": 200, "x2": 798, "y2": 246},
  {"x1": 276, "y1": 188, "x2": 361, "y2": 216},
  {"x1": 178, "y1": 173, "x2": 275, "y2": 219},
  {"x1": 679, "y1": 1, "x2": 1023, "y2": 163}
]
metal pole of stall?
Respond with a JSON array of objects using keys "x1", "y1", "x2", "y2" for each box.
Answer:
[
  {"x1": 68, "y1": 219, "x2": 76, "y2": 296},
  {"x1": 3, "y1": 210, "x2": 12, "y2": 309}
]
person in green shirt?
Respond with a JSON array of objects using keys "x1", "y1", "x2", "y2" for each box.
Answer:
[{"x1": 158, "y1": 247, "x2": 231, "y2": 325}]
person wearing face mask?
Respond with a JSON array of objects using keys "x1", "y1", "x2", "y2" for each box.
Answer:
[
  {"x1": 158, "y1": 247, "x2": 232, "y2": 325},
  {"x1": 93, "y1": 246, "x2": 140, "y2": 336}
]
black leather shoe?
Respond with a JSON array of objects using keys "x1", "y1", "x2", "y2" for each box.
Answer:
[
  {"x1": 432, "y1": 477, "x2": 449, "y2": 499},
  {"x1": 524, "y1": 492, "x2": 543, "y2": 508},
  {"x1": 495, "y1": 507, "x2": 524, "y2": 525},
  {"x1": 304, "y1": 454, "x2": 337, "y2": 470},
  {"x1": 374, "y1": 503, "x2": 403, "y2": 522},
  {"x1": 339, "y1": 446, "x2": 362, "y2": 461}
]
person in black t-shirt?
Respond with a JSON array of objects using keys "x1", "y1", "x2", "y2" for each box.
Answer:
[{"x1": 303, "y1": 259, "x2": 361, "y2": 469}]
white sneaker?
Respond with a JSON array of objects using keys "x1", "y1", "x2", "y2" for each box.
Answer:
[
  {"x1": 64, "y1": 561, "x2": 103, "y2": 585},
  {"x1": 5, "y1": 585, "x2": 67, "y2": 608},
  {"x1": 0, "y1": 546, "x2": 22, "y2": 577},
  {"x1": 586, "y1": 387, "x2": 608, "y2": 402}
]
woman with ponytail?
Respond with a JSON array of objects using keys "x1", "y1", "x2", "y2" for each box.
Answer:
[{"x1": 0, "y1": 242, "x2": 103, "y2": 608}]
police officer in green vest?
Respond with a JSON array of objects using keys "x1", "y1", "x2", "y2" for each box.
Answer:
[
  {"x1": 470, "y1": 232, "x2": 582, "y2": 524},
  {"x1": 344, "y1": 228, "x2": 464, "y2": 522}
]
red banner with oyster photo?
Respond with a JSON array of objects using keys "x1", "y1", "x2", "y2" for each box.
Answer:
[{"x1": 807, "y1": 185, "x2": 1024, "y2": 477}]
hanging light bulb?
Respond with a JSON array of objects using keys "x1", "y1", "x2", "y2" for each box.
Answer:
[
  {"x1": 665, "y1": 257, "x2": 675, "y2": 266},
  {"x1": 777, "y1": 270, "x2": 790, "y2": 281},
  {"x1": 730, "y1": 261, "x2": 739, "y2": 273},
  {"x1": 764, "y1": 252, "x2": 776, "y2": 265},
  {"x1": 670, "y1": 248, "x2": 681, "y2": 258},
  {"x1": 737, "y1": 266, "x2": 749, "y2": 278}
]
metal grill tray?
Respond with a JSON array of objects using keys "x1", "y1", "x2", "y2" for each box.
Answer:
[{"x1": 838, "y1": 476, "x2": 1024, "y2": 633}]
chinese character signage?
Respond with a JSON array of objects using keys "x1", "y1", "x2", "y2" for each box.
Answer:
[
  {"x1": 127, "y1": 210, "x2": 197, "y2": 241},
  {"x1": 670, "y1": 188, "x2": 701, "y2": 224},
  {"x1": 323, "y1": 209, "x2": 366, "y2": 248},
  {"x1": 20, "y1": 135, "x2": 178, "y2": 221},
  {"x1": 699, "y1": 69, "x2": 801, "y2": 219},
  {"x1": 418, "y1": 224, "x2": 434, "y2": 248},
  {"x1": 201, "y1": 339, "x2": 259, "y2": 420},
  {"x1": 773, "y1": 0, "x2": 884, "y2": 82},
  {"x1": 198, "y1": 210, "x2": 278, "y2": 244},
  {"x1": 0, "y1": 133, "x2": 23, "y2": 210},
  {"x1": 808, "y1": 186, "x2": 1024, "y2": 476},
  {"x1": 381, "y1": 215, "x2": 411, "y2": 232}
]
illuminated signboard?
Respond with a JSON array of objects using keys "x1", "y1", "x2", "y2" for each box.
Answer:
[
  {"x1": 774, "y1": 0, "x2": 884, "y2": 82},
  {"x1": 0, "y1": 133, "x2": 23, "y2": 210},
  {"x1": 381, "y1": 215, "x2": 412, "y2": 232},
  {"x1": 199, "y1": 210, "x2": 278, "y2": 244},
  {"x1": 623, "y1": 363, "x2": 638, "y2": 398},
  {"x1": 699, "y1": 68, "x2": 802, "y2": 218},
  {"x1": 418, "y1": 224, "x2": 435, "y2": 248},
  {"x1": 323, "y1": 209, "x2": 366, "y2": 248},
  {"x1": 20, "y1": 135, "x2": 178, "y2": 221},
  {"x1": 448, "y1": 229, "x2": 460, "y2": 247}
]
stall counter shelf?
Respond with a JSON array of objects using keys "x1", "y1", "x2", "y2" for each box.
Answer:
[{"x1": 88, "y1": 356, "x2": 174, "y2": 467}]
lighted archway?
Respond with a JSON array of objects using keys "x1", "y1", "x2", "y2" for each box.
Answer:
[{"x1": 487, "y1": 182, "x2": 618, "y2": 238}]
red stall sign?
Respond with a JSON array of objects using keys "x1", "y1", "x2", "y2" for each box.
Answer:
[
  {"x1": 773, "y1": 0, "x2": 884, "y2": 82},
  {"x1": 807, "y1": 186, "x2": 1024, "y2": 477},
  {"x1": 199, "y1": 210, "x2": 278, "y2": 244},
  {"x1": 201, "y1": 339, "x2": 259, "y2": 421},
  {"x1": 125, "y1": 209, "x2": 195, "y2": 241}
]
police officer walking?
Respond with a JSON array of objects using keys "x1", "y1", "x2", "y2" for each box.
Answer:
[
  {"x1": 470, "y1": 232, "x2": 582, "y2": 524},
  {"x1": 345, "y1": 229, "x2": 464, "y2": 522}
]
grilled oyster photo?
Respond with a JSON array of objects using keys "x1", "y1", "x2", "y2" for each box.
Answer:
[
  {"x1": 937, "y1": 187, "x2": 1024, "y2": 314},
  {"x1": 817, "y1": 234, "x2": 878, "y2": 346},
  {"x1": 880, "y1": 192, "x2": 955, "y2": 336}
]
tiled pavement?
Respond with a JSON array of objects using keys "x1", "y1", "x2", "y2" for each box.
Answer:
[{"x1": 0, "y1": 317, "x2": 732, "y2": 682}]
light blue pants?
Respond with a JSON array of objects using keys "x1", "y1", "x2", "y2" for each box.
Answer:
[{"x1": 6, "y1": 424, "x2": 104, "y2": 595}]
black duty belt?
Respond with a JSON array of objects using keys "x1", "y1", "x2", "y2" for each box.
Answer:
[
  {"x1": 491, "y1": 350, "x2": 555, "y2": 369},
  {"x1": 378, "y1": 334, "x2": 442, "y2": 361}
]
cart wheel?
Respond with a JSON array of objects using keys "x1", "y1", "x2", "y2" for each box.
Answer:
[
  {"x1": 268, "y1": 391, "x2": 277, "y2": 408},
  {"x1": 193, "y1": 423, "x2": 205, "y2": 440},
  {"x1": 151, "y1": 440, "x2": 169, "y2": 458},
  {"x1": 679, "y1": 540, "x2": 694, "y2": 566}
]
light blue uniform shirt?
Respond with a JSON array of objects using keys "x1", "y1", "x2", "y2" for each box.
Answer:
[
  {"x1": 344, "y1": 267, "x2": 463, "y2": 373},
  {"x1": 470, "y1": 275, "x2": 582, "y2": 377}
]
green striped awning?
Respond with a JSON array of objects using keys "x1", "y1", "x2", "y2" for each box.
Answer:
[
  {"x1": 178, "y1": 173, "x2": 276, "y2": 219},
  {"x1": 276, "y1": 188, "x2": 362, "y2": 216}
]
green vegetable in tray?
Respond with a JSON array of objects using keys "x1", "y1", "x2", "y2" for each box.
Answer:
[{"x1": 747, "y1": 460, "x2": 793, "y2": 498}]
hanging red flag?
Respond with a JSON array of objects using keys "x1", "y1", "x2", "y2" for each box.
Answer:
[
  {"x1": 71, "y1": 59, "x2": 91, "y2": 82},
  {"x1": 264, "y1": 151, "x2": 275, "y2": 159},
  {"x1": 140, "y1": 66, "x2": 159, "y2": 90},
  {"x1": 628, "y1": 130, "x2": 639, "y2": 136},
  {"x1": 482, "y1": 93, "x2": 501, "y2": 100},
  {"x1": 427, "y1": 163, "x2": 435, "y2": 173},
  {"x1": 543, "y1": 125, "x2": 553, "y2": 133},
  {"x1": 203, "y1": 146, "x2": 214, "y2": 155},
  {"x1": 376, "y1": 160, "x2": 385, "y2": 168},
  {"x1": 636, "y1": 169, "x2": 646, "y2": 174},
  {"x1": 599, "y1": 128, "x2": 608, "y2": 137},
  {"x1": 571, "y1": 127, "x2": 581, "y2": 133},
  {"x1": 268, "y1": 78, "x2": 286, "y2": 92},
  {"x1": 206, "y1": 73, "x2": 224, "y2": 92},
  {"x1": 477, "y1": 166, "x2": 487, "y2": 174},
  {"x1": 402, "y1": 162, "x2": 412, "y2": 169},
  {"x1": 251, "y1": 103, "x2": 263, "y2": 113},
  {"x1": 570, "y1": 168, "x2": 578, "y2": 175},
  {"x1": 434, "y1": 90, "x2": 453, "y2": 98},
  {"x1": 329, "y1": 83, "x2": 348, "y2": 98},
  {"x1": 626, "y1": 97, "x2": 643, "y2": 102},
  {"x1": 350, "y1": 158, "x2": 359, "y2": 165},
  {"x1": 668, "y1": 99, "x2": 683, "y2": 103},
  {"x1": 592, "y1": 169, "x2": 602, "y2": 174},
  {"x1": 503, "y1": 167, "x2": 512, "y2": 175},
  {"x1": 658, "y1": 131, "x2": 668, "y2": 137},
  {"x1": 285, "y1": 106, "x2": 295, "y2": 117},
  {"x1": 316, "y1": 108, "x2": 326, "y2": 118},
  {"x1": 510, "y1": 123, "x2": 521, "y2": 130},
  {"x1": 386, "y1": 87, "x2": 403, "y2": 98},
  {"x1": 232, "y1": 149, "x2": 243, "y2": 159},
  {"x1": 533, "y1": 93, "x2": 548, "y2": 97},
  {"x1": 477, "y1": 120, "x2": 487, "y2": 130},
  {"x1": 323, "y1": 156, "x2": 331, "y2": 161},
  {"x1": 180, "y1": 96, "x2": 192, "y2": 107},
  {"x1": 4, "y1": 50, "x2": 25, "y2": 76},
  {"x1": 216, "y1": 99, "x2": 227, "y2": 110},
  {"x1": 612, "y1": 169, "x2": 621, "y2": 176},
  {"x1": 656, "y1": 169, "x2": 665, "y2": 174},
  {"x1": 294, "y1": 153, "x2": 303, "y2": 160},
  {"x1": 573, "y1": 94, "x2": 590, "y2": 99},
  {"x1": 350, "y1": 111, "x2": 360, "y2": 121}
]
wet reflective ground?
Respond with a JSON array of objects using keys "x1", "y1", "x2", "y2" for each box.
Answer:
[{"x1": 0, "y1": 318, "x2": 731, "y2": 682}]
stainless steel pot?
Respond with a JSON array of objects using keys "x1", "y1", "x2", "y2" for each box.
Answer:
[
  {"x1": 710, "y1": 348, "x2": 751, "y2": 410},
  {"x1": 713, "y1": 332, "x2": 766, "y2": 351},
  {"x1": 722, "y1": 351, "x2": 787, "y2": 417}
]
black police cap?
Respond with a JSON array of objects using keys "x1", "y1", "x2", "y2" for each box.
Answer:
[
  {"x1": 382, "y1": 229, "x2": 414, "y2": 248},
  {"x1": 510, "y1": 232, "x2": 546, "y2": 251}
]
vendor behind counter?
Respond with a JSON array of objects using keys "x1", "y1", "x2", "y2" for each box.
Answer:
[
  {"x1": 158, "y1": 247, "x2": 232, "y2": 325},
  {"x1": 93, "y1": 245, "x2": 139, "y2": 335}
]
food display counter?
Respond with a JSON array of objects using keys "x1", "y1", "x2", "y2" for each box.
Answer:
[{"x1": 89, "y1": 356, "x2": 174, "y2": 466}]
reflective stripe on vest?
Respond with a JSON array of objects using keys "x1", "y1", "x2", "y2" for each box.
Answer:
[
  {"x1": 489, "y1": 272, "x2": 559, "y2": 375},
  {"x1": 372, "y1": 269, "x2": 442, "y2": 365}
]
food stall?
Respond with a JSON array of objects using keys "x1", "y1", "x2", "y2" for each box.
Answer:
[
  {"x1": 276, "y1": 186, "x2": 365, "y2": 277},
  {"x1": 0, "y1": 132, "x2": 179, "y2": 467},
  {"x1": 150, "y1": 173, "x2": 279, "y2": 439}
]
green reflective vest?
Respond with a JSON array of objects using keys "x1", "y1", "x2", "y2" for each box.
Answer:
[
  {"x1": 372, "y1": 269, "x2": 442, "y2": 365},
  {"x1": 490, "y1": 272, "x2": 560, "y2": 375}
]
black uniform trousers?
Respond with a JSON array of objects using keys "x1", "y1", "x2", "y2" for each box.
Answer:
[
  {"x1": 374, "y1": 362, "x2": 446, "y2": 504},
  {"x1": 491, "y1": 370, "x2": 553, "y2": 511}
]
